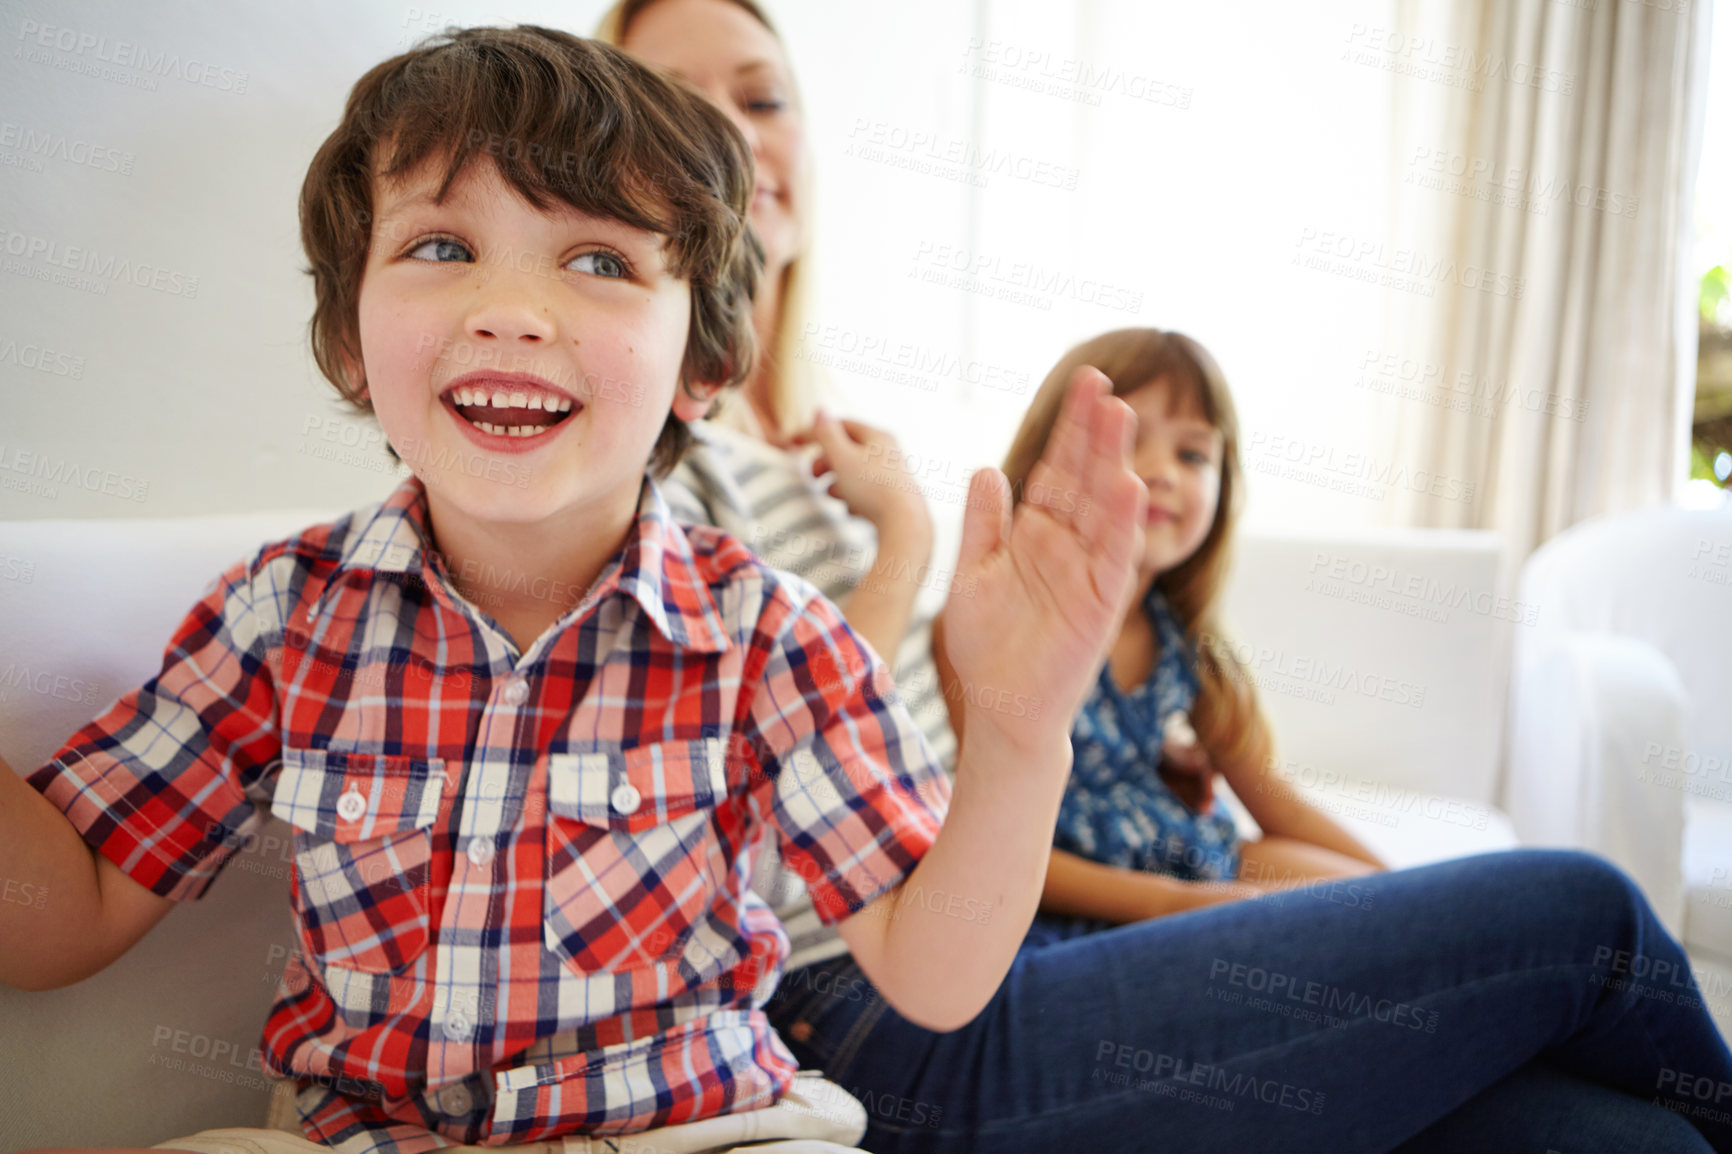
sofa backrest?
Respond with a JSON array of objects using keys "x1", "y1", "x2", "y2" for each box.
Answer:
[{"x1": 1220, "y1": 527, "x2": 1507, "y2": 808}]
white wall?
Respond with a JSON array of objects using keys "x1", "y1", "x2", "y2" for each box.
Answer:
[{"x1": 0, "y1": 0, "x2": 1399, "y2": 539}]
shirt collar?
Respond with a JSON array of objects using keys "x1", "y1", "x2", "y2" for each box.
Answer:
[
  {"x1": 332, "y1": 476, "x2": 435, "y2": 579},
  {"x1": 615, "y1": 475, "x2": 732, "y2": 654},
  {"x1": 329, "y1": 474, "x2": 731, "y2": 654}
]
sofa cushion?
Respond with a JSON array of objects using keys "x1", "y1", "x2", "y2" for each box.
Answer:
[{"x1": 1218, "y1": 779, "x2": 1520, "y2": 872}]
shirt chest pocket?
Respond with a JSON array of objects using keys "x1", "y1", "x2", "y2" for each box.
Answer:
[
  {"x1": 272, "y1": 748, "x2": 447, "y2": 976},
  {"x1": 542, "y1": 737, "x2": 730, "y2": 975}
]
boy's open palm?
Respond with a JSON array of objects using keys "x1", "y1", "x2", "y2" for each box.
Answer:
[{"x1": 941, "y1": 367, "x2": 1148, "y2": 752}]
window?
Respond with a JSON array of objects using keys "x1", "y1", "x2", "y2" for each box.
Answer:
[{"x1": 1689, "y1": 6, "x2": 1732, "y2": 503}]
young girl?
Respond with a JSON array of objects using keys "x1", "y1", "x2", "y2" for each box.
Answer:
[{"x1": 955, "y1": 327, "x2": 1385, "y2": 921}]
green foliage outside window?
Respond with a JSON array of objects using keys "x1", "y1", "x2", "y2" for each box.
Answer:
[{"x1": 1696, "y1": 263, "x2": 1732, "y2": 486}]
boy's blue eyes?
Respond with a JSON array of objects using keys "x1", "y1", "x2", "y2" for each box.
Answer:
[
  {"x1": 404, "y1": 238, "x2": 628, "y2": 279},
  {"x1": 410, "y1": 238, "x2": 472, "y2": 263},
  {"x1": 570, "y1": 251, "x2": 626, "y2": 278}
]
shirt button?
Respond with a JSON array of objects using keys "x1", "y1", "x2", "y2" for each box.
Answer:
[
  {"x1": 466, "y1": 837, "x2": 495, "y2": 867},
  {"x1": 502, "y1": 677, "x2": 529, "y2": 706},
  {"x1": 437, "y1": 1084, "x2": 473, "y2": 1115},
  {"x1": 610, "y1": 782, "x2": 642, "y2": 815},
  {"x1": 444, "y1": 1013, "x2": 472, "y2": 1041},
  {"x1": 336, "y1": 787, "x2": 367, "y2": 823}
]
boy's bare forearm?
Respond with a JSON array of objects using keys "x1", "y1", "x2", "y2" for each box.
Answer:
[
  {"x1": 0, "y1": 752, "x2": 110, "y2": 991},
  {"x1": 838, "y1": 721, "x2": 1068, "y2": 1031}
]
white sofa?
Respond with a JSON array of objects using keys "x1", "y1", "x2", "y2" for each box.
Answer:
[
  {"x1": 1503, "y1": 503, "x2": 1732, "y2": 1025},
  {"x1": 0, "y1": 511, "x2": 1535, "y2": 1149},
  {"x1": 1216, "y1": 527, "x2": 1521, "y2": 869}
]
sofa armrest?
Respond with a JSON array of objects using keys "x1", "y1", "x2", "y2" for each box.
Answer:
[{"x1": 1503, "y1": 634, "x2": 1688, "y2": 934}]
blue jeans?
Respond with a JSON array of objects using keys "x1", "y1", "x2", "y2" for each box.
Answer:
[{"x1": 764, "y1": 851, "x2": 1732, "y2": 1153}]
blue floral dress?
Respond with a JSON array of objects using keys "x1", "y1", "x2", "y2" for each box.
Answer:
[{"x1": 1053, "y1": 587, "x2": 1242, "y2": 881}]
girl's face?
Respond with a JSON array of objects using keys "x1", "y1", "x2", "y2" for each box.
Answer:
[
  {"x1": 1121, "y1": 376, "x2": 1224, "y2": 580},
  {"x1": 622, "y1": 0, "x2": 807, "y2": 278}
]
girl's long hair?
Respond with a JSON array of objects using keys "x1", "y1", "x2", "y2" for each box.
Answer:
[
  {"x1": 598, "y1": 0, "x2": 822, "y2": 439},
  {"x1": 1001, "y1": 329, "x2": 1272, "y2": 770}
]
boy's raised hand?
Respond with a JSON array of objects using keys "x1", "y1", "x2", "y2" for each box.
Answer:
[{"x1": 942, "y1": 366, "x2": 1147, "y2": 754}]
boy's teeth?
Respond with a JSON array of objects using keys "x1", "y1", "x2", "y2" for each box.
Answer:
[
  {"x1": 447, "y1": 383, "x2": 580, "y2": 440},
  {"x1": 466, "y1": 415, "x2": 561, "y2": 438},
  {"x1": 451, "y1": 386, "x2": 575, "y2": 411}
]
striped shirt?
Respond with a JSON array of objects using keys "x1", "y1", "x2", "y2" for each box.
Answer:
[
  {"x1": 664, "y1": 420, "x2": 958, "y2": 972},
  {"x1": 28, "y1": 473, "x2": 948, "y2": 1152}
]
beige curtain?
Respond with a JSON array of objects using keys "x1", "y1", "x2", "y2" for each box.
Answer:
[{"x1": 1377, "y1": 0, "x2": 1714, "y2": 568}]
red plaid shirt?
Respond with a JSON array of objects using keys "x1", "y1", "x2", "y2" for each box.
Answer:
[{"x1": 29, "y1": 475, "x2": 949, "y2": 1152}]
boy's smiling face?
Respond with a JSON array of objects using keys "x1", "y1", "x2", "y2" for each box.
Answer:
[{"x1": 356, "y1": 157, "x2": 711, "y2": 530}]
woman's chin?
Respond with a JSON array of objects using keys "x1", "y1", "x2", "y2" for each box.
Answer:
[{"x1": 749, "y1": 209, "x2": 801, "y2": 272}]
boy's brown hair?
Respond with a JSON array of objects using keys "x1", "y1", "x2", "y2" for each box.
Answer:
[{"x1": 300, "y1": 24, "x2": 762, "y2": 475}]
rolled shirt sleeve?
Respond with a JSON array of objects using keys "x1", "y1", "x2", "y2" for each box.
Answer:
[
  {"x1": 739, "y1": 585, "x2": 951, "y2": 925},
  {"x1": 26, "y1": 554, "x2": 283, "y2": 902}
]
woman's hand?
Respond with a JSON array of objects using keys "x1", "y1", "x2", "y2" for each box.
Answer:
[
  {"x1": 791, "y1": 411, "x2": 933, "y2": 542},
  {"x1": 791, "y1": 410, "x2": 935, "y2": 664},
  {"x1": 940, "y1": 366, "x2": 1147, "y2": 756}
]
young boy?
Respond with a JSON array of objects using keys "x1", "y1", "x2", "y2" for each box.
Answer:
[{"x1": 0, "y1": 26, "x2": 1146, "y2": 1154}]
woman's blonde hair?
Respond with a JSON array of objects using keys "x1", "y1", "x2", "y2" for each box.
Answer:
[
  {"x1": 1002, "y1": 328, "x2": 1272, "y2": 771},
  {"x1": 598, "y1": 0, "x2": 822, "y2": 438}
]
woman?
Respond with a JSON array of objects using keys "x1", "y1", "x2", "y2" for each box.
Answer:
[{"x1": 605, "y1": 3, "x2": 1732, "y2": 1151}]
